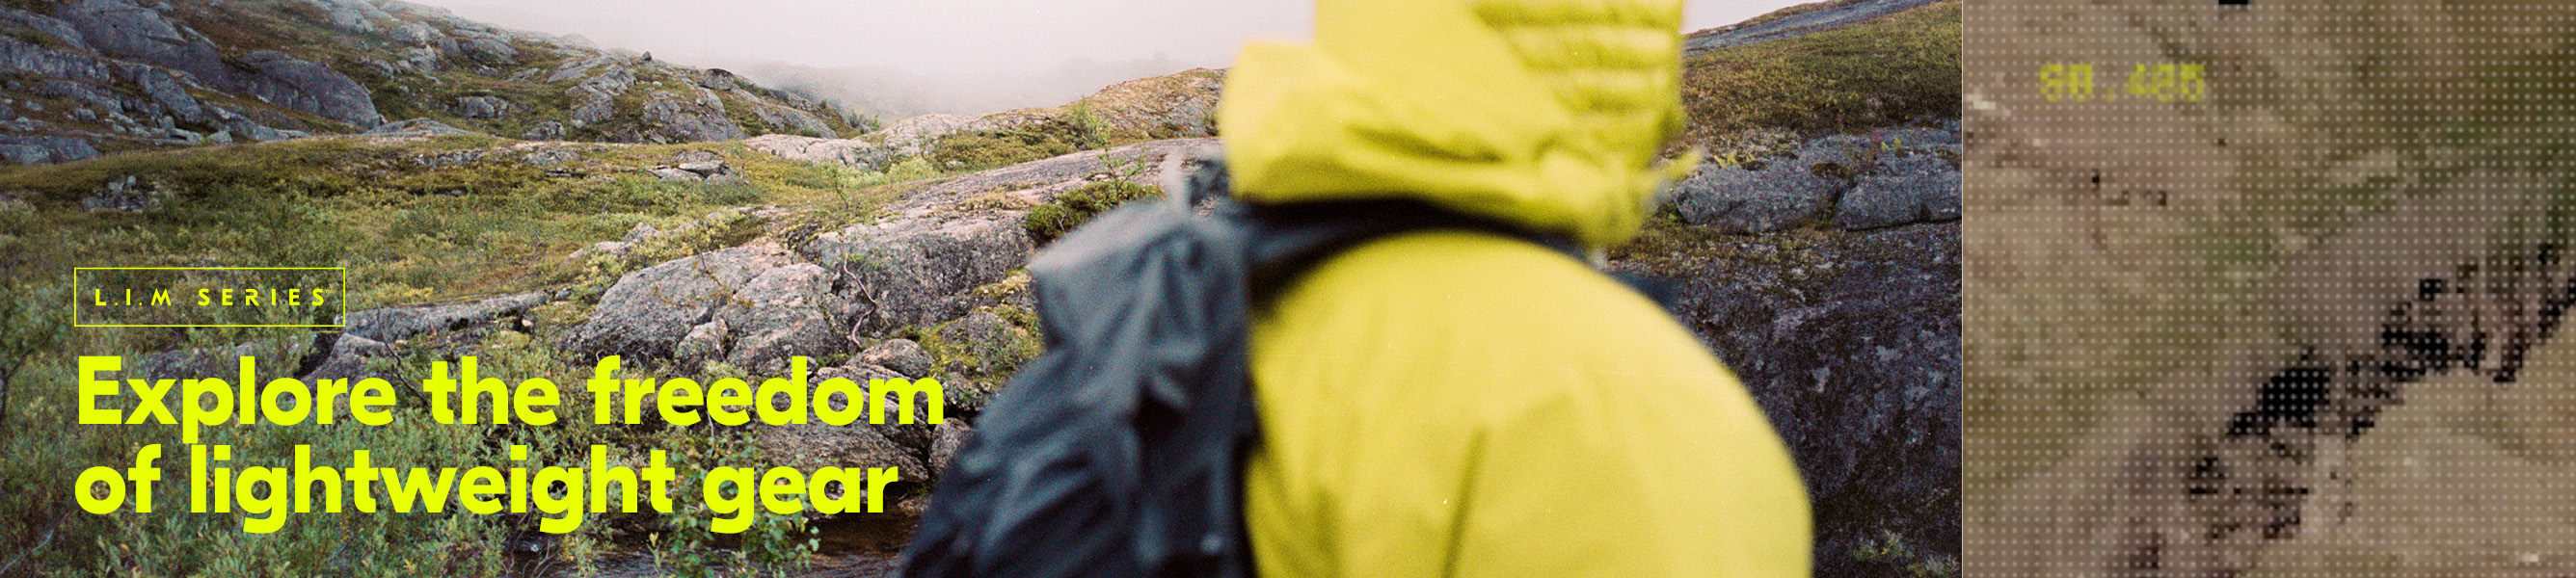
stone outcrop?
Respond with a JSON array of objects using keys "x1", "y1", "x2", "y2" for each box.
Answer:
[
  {"x1": 562, "y1": 246, "x2": 801, "y2": 365},
  {"x1": 0, "y1": 0, "x2": 851, "y2": 163}
]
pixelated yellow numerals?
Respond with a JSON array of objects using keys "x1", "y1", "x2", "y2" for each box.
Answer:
[
  {"x1": 2039, "y1": 63, "x2": 2095, "y2": 102},
  {"x1": 2040, "y1": 63, "x2": 2205, "y2": 103}
]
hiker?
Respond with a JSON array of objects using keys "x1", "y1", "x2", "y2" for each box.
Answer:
[
  {"x1": 903, "y1": 0, "x2": 1808, "y2": 575},
  {"x1": 1218, "y1": 0, "x2": 1810, "y2": 575}
]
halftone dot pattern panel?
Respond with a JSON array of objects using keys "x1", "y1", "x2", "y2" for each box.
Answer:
[{"x1": 1964, "y1": 1, "x2": 2576, "y2": 577}]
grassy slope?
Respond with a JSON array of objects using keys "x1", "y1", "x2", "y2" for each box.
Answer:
[
  {"x1": 1612, "y1": 0, "x2": 1960, "y2": 266},
  {"x1": 0, "y1": 131, "x2": 933, "y2": 576},
  {"x1": 1677, "y1": 0, "x2": 1958, "y2": 149}
]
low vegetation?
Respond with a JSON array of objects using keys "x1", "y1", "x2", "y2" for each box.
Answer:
[
  {"x1": 0, "y1": 134, "x2": 946, "y2": 576},
  {"x1": 1022, "y1": 180, "x2": 1162, "y2": 246},
  {"x1": 1678, "y1": 0, "x2": 1958, "y2": 145}
]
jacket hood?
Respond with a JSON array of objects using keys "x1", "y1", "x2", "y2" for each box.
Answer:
[{"x1": 1217, "y1": 0, "x2": 1693, "y2": 248}]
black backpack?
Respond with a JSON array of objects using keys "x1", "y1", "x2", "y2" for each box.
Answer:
[{"x1": 899, "y1": 155, "x2": 1591, "y2": 578}]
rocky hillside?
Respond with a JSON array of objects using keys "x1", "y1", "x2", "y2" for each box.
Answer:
[
  {"x1": 0, "y1": 0, "x2": 860, "y2": 165},
  {"x1": 746, "y1": 67, "x2": 1223, "y2": 172},
  {"x1": 1686, "y1": 0, "x2": 1947, "y2": 53}
]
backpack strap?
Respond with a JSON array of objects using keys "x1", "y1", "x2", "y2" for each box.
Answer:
[{"x1": 1241, "y1": 198, "x2": 1586, "y2": 303}]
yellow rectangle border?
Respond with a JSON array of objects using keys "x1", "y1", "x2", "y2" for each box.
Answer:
[{"x1": 71, "y1": 267, "x2": 347, "y2": 328}]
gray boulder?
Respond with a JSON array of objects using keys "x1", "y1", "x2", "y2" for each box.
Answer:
[
  {"x1": 301, "y1": 0, "x2": 390, "y2": 33},
  {"x1": 746, "y1": 101, "x2": 836, "y2": 138},
  {"x1": 520, "y1": 148, "x2": 577, "y2": 166},
  {"x1": 716, "y1": 263, "x2": 852, "y2": 373},
  {"x1": 1671, "y1": 135, "x2": 1867, "y2": 234},
  {"x1": 1834, "y1": 153, "x2": 1961, "y2": 230},
  {"x1": 772, "y1": 362, "x2": 933, "y2": 484},
  {"x1": 564, "y1": 66, "x2": 633, "y2": 127},
  {"x1": 460, "y1": 38, "x2": 516, "y2": 66},
  {"x1": 563, "y1": 246, "x2": 799, "y2": 364},
  {"x1": 454, "y1": 95, "x2": 511, "y2": 119},
  {"x1": 679, "y1": 160, "x2": 726, "y2": 175},
  {"x1": 363, "y1": 118, "x2": 476, "y2": 137},
  {"x1": 756, "y1": 410, "x2": 928, "y2": 485},
  {"x1": 80, "y1": 174, "x2": 166, "y2": 211},
  {"x1": 699, "y1": 68, "x2": 738, "y2": 92},
  {"x1": 0, "y1": 134, "x2": 98, "y2": 165},
  {"x1": 305, "y1": 332, "x2": 398, "y2": 381},
  {"x1": 639, "y1": 90, "x2": 745, "y2": 143},
  {"x1": 391, "y1": 22, "x2": 453, "y2": 52},
  {"x1": 646, "y1": 167, "x2": 700, "y2": 182},
  {"x1": 133, "y1": 338, "x2": 309, "y2": 382},
  {"x1": 120, "y1": 64, "x2": 208, "y2": 125},
  {"x1": 56, "y1": 1, "x2": 379, "y2": 127},
  {"x1": 395, "y1": 45, "x2": 441, "y2": 72},
  {"x1": 802, "y1": 212, "x2": 1033, "y2": 336},
  {"x1": 743, "y1": 134, "x2": 890, "y2": 170},
  {"x1": 672, "y1": 318, "x2": 727, "y2": 371},
  {"x1": 928, "y1": 418, "x2": 974, "y2": 475},
  {"x1": 0, "y1": 28, "x2": 116, "y2": 85},
  {"x1": 34, "y1": 78, "x2": 122, "y2": 114},
  {"x1": 874, "y1": 114, "x2": 974, "y2": 157},
  {"x1": 56, "y1": 0, "x2": 221, "y2": 78},
  {"x1": 1648, "y1": 221, "x2": 1961, "y2": 578},
  {"x1": 859, "y1": 339, "x2": 932, "y2": 379},
  {"x1": 338, "y1": 291, "x2": 552, "y2": 344},
  {"x1": 569, "y1": 92, "x2": 613, "y2": 126},
  {"x1": 232, "y1": 50, "x2": 384, "y2": 127},
  {"x1": 0, "y1": 7, "x2": 96, "y2": 55},
  {"x1": 520, "y1": 120, "x2": 566, "y2": 141}
]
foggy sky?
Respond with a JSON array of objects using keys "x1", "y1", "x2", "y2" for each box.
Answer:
[{"x1": 408, "y1": 0, "x2": 1812, "y2": 117}]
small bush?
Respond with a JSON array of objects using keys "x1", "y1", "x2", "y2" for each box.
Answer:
[{"x1": 1023, "y1": 180, "x2": 1161, "y2": 246}]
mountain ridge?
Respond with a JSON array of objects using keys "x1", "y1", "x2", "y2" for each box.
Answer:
[{"x1": 0, "y1": 0, "x2": 863, "y2": 164}]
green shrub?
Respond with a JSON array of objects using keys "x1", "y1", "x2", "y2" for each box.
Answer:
[{"x1": 1023, "y1": 180, "x2": 1161, "y2": 246}]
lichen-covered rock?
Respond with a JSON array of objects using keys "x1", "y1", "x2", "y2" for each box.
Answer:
[
  {"x1": 859, "y1": 338, "x2": 933, "y2": 379},
  {"x1": 929, "y1": 418, "x2": 973, "y2": 475},
  {"x1": 716, "y1": 262, "x2": 851, "y2": 373},
  {"x1": 454, "y1": 95, "x2": 511, "y2": 118},
  {"x1": 776, "y1": 361, "x2": 936, "y2": 485},
  {"x1": 0, "y1": 134, "x2": 98, "y2": 165},
  {"x1": 363, "y1": 118, "x2": 477, "y2": 138},
  {"x1": 1834, "y1": 153, "x2": 1961, "y2": 230},
  {"x1": 80, "y1": 174, "x2": 167, "y2": 211},
  {"x1": 673, "y1": 318, "x2": 728, "y2": 371},
  {"x1": 1642, "y1": 220, "x2": 1961, "y2": 578},
  {"x1": 743, "y1": 133, "x2": 890, "y2": 170},
  {"x1": 744, "y1": 101, "x2": 836, "y2": 139},
  {"x1": 520, "y1": 120, "x2": 566, "y2": 141},
  {"x1": 1670, "y1": 135, "x2": 1865, "y2": 234},
  {"x1": 305, "y1": 332, "x2": 398, "y2": 381},
  {"x1": 639, "y1": 90, "x2": 745, "y2": 143},
  {"x1": 563, "y1": 246, "x2": 798, "y2": 364},
  {"x1": 804, "y1": 214, "x2": 1033, "y2": 337},
  {"x1": 230, "y1": 50, "x2": 384, "y2": 127},
  {"x1": 338, "y1": 291, "x2": 553, "y2": 344}
]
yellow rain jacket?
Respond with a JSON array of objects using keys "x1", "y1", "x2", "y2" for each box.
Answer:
[{"x1": 1221, "y1": 0, "x2": 1812, "y2": 576}]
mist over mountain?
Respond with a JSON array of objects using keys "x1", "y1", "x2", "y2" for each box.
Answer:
[{"x1": 711, "y1": 53, "x2": 1217, "y2": 119}]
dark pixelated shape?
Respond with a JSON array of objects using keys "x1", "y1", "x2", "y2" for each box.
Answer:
[
  {"x1": 2419, "y1": 278, "x2": 2445, "y2": 301},
  {"x1": 2227, "y1": 362, "x2": 2329, "y2": 436}
]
